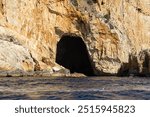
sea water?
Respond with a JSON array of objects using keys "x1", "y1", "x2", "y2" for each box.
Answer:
[{"x1": 0, "y1": 76, "x2": 150, "y2": 100}]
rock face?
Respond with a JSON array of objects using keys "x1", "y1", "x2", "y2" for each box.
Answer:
[{"x1": 0, "y1": 0, "x2": 149, "y2": 76}]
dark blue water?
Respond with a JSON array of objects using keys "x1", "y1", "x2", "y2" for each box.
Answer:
[{"x1": 0, "y1": 76, "x2": 150, "y2": 100}]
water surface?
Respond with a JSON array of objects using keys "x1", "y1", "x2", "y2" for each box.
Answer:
[{"x1": 0, "y1": 76, "x2": 150, "y2": 100}]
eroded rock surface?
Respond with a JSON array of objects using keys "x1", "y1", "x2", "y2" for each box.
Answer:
[
  {"x1": 0, "y1": 36, "x2": 34, "y2": 71},
  {"x1": 0, "y1": 0, "x2": 150, "y2": 76}
]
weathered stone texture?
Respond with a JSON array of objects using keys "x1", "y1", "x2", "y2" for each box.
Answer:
[{"x1": 0, "y1": 0, "x2": 149, "y2": 76}]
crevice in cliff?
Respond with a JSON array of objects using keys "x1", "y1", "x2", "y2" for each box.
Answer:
[
  {"x1": 70, "y1": 0, "x2": 78, "y2": 7},
  {"x1": 47, "y1": 7, "x2": 62, "y2": 16},
  {"x1": 118, "y1": 50, "x2": 150, "y2": 77},
  {"x1": 56, "y1": 35, "x2": 95, "y2": 76},
  {"x1": 126, "y1": 1, "x2": 150, "y2": 16},
  {"x1": 0, "y1": 0, "x2": 4, "y2": 15},
  {"x1": 0, "y1": 35, "x2": 21, "y2": 45},
  {"x1": 118, "y1": 54, "x2": 139, "y2": 76},
  {"x1": 29, "y1": 53, "x2": 40, "y2": 71},
  {"x1": 135, "y1": 7, "x2": 150, "y2": 16}
]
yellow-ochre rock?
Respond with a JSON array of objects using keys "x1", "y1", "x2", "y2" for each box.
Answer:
[{"x1": 0, "y1": 0, "x2": 150, "y2": 76}]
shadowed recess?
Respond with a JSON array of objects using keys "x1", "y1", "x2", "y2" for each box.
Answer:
[{"x1": 56, "y1": 35, "x2": 94, "y2": 76}]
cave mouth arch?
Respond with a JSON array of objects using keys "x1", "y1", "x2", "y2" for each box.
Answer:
[{"x1": 56, "y1": 35, "x2": 94, "y2": 76}]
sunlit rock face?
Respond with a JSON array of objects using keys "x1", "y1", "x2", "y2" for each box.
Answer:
[{"x1": 0, "y1": 0, "x2": 149, "y2": 76}]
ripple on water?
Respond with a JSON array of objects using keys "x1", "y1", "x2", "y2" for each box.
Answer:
[{"x1": 0, "y1": 77, "x2": 150, "y2": 99}]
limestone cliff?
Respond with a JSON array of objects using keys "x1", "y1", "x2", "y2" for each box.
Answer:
[{"x1": 0, "y1": 0, "x2": 149, "y2": 76}]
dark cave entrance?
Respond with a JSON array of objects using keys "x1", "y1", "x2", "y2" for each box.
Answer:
[{"x1": 56, "y1": 35, "x2": 94, "y2": 76}]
